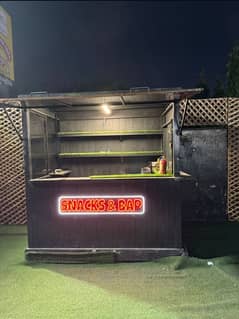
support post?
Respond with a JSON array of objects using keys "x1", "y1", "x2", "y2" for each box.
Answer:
[{"x1": 173, "y1": 100, "x2": 181, "y2": 176}]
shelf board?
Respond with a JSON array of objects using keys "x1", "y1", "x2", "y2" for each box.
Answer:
[
  {"x1": 57, "y1": 130, "x2": 163, "y2": 138},
  {"x1": 90, "y1": 173, "x2": 173, "y2": 179},
  {"x1": 58, "y1": 150, "x2": 163, "y2": 158}
]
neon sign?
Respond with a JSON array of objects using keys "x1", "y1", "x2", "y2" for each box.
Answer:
[{"x1": 58, "y1": 195, "x2": 145, "y2": 215}]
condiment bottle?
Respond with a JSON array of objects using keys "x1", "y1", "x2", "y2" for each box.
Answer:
[{"x1": 159, "y1": 156, "x2": 167, "y2": 174}]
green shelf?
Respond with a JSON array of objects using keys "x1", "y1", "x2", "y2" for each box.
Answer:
[
  {"x1": 90, "y1": 173, "x2": 173, "y2": 179},
  {"x1": 58, "y1": 150, "x2": 163, "y2": 158},
  {"x1": 57, "y1": 130, "x2": 163, "y2": 138}
]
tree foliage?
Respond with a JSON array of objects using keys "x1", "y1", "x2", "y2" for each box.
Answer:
[
  {"x1": 213, "y1": 79, "x2": 225, "y2": 98},
  {"x1": 194, "y1": 69, "x2": 210, "y2": 99},
  {"x1": 227, "y1": 45, "x2": 239, "y2": 97}
]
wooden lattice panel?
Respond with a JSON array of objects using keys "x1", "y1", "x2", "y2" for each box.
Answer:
[
  {"x1": 179, "y1": 98, "x2": 227, "y2": 126},
  {"x1": 0, "y1": 107, "x2": 27, "y2": 224},
  {"x1": 228, "y1": 98, "x2": 239, "y2": 221}
]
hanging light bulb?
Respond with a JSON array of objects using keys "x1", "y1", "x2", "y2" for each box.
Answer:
[{"x1": 101, "y1": 103, "x2": 111, "y2": 115}]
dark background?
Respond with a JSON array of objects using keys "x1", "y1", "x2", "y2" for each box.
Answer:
[{"x1": 2, "y1": 1, "x2": 239, "y2": 95}]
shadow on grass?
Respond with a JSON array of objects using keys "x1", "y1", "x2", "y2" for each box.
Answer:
[
  {"x1": 30, "y1": 257, "x2": 190, "y2": 307},
  {"x1": 1, "y1": 223, "x2": 239, "y2": 318},
  {"x1": 25, "y1": 222, "x2": 239, "y2": 314},
  {"x1": 183, "y1": 221, "x2": 239, "y2": 258},
  {"x1": 29, "y1": 253, "x2": 239, "y2": 315}
]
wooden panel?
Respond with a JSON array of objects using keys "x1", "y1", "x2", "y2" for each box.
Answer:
[
  {"x1": 178, "y1": 128, "x2": 227, "y2": 221},
  {"x1": 59, "y1": 157, "x2": 156, "y2": 176},
  {"x1": 57, "y1": 106, "x2": 166, "y2": 120},
  {"x1": 26, "y1": 178, "x2": 189, "y2": 249},
  {"x1": 60, "y1": 136, "x2": 163, "y2": 153},
  {"x1": 58, "y1": 105, "x2": 166, "y2": 176}
]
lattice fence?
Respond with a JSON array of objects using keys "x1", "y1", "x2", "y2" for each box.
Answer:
[
  {"x1": 0, "y1": 107, "x2": 27, "y2": 224},
  {"x1": 179, "y1": 98, "x2": 227, "y2": 126},
  {"x1": 228, "y1": 98, "x2": 239, "y2": 221}
]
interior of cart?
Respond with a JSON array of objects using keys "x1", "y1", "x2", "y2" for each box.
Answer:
[
  {"x1": 27, "y1": 102, "x2": 173, "y2": 179},
  {"x1": 19, "y1": 88, "x2": 202, "y2": 180}
]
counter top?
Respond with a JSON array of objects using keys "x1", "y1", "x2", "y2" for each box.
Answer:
[
  {"x1": 29, "y1": 175, "x2": 186, "y2": 182},
  {"x1": 29, "y1": 172, "x2": 192, "y2": 182}
]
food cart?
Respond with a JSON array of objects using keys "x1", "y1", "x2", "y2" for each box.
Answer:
[{"x1": 4, "y1": 87, "x2": 202, "y2": 262}]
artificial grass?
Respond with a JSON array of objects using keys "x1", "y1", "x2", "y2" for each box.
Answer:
[
  {"x1": 0, "y1": 224, "x2": 27, "y2": 235},
  {"x1": 1, "y1": 225, "x2": 239, "y2": 319}
]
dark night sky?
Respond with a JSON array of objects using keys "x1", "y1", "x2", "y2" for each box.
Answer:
[{"x1": 2, "y1": 1, "x2": 239, "y2": 95}]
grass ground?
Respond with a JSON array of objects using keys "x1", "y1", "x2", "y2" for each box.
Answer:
[{"x1": 0, "y1": 225, "x2": 239, "y2": 319}]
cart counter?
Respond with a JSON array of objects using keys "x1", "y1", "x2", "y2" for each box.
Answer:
[{"x1": 25, "y1": 176, "x2": 192, "y2": 262}]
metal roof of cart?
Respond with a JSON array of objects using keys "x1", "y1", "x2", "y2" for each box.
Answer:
[{"x1": 0, "y1": 87, "x2": 203, "y2": 108}]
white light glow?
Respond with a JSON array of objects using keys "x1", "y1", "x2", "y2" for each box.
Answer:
[{"x1": 101, "y1": 103, "x2": 111, "y2": 114}]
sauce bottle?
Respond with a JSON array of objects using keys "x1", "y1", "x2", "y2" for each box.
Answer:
[{"x1": 159, "y1": 156, "x2": 167, "y2": 174}]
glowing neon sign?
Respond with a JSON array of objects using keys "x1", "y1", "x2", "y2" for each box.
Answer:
[{"x1": 58, "y1": 195, "x2": 145, "y2": 215}]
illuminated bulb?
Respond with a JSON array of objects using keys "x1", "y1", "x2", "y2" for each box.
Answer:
[{"x1": 101, "y1": 103, "x2": 111, "y2": 115}]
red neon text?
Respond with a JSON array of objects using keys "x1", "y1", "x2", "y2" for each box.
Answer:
[{"x1": 59, "y1": 196, "x2": 144, "y2": 214}]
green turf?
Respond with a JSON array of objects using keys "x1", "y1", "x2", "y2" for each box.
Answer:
[
  {"x1": 0, "y1": 224, "x2": 27, "y2": 235},
  {"x1": 1, "y1": 226, "x2": 239, "y2": 319}
]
